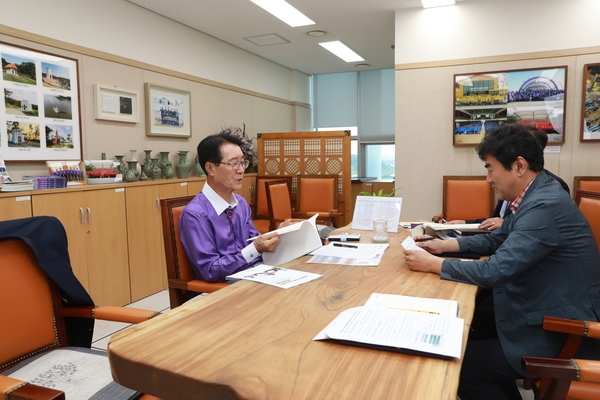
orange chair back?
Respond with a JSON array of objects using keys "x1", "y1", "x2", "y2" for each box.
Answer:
[
  {"x1": 574, "y1": 176, "x2": 600, "y2": 196},
  {"x1": 443, "y1": 176, "x2": 494, "y2": 221},
  {"x1": 255, "y1": 175, "x2": 292, "y2": 218},
  {"x1": 0, "y1": 239, "x2": 64, "y2": 371},
  {"x1": 265, "y1": 180, "x2": 294, "y2": 230},
  {"x1": 577, "y1": 190, "x2": 600, "y2": 252},
  {"x1": 160, "y1": 195, "x2": 227, "y2": 308},
  {"x1": 297, "y1": 175, "x2": 338, "y2": 214}
]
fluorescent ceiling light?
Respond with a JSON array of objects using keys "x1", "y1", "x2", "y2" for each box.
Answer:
[
  {"x1": 250, "y1": 0, "x2": 315, "y2": 27},
  {"x1": 420, "y1": 0, "x2": 456, "y2": 8},
  {"x1": 319, "y1": 41, "x2": 364, "y2": 63}
]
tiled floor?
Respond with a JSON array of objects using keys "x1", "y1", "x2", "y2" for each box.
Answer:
[
  {"x1": 94, "y1": 289, "x2": 535, "y2": 400},
  {"x1": 91, "y1": 289, "x2": 170, "y2": 351}
]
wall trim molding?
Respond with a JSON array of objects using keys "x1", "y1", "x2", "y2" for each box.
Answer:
[
  {"x1": 0, "y1": 24, "x2": 310, "y2": 110},
  {"x1": 395, "y1": 45, "x2": 600, "y2": 70}
]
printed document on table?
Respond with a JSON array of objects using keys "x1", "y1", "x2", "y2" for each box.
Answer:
[
  {"x1": 306, "y1": 243, "x2": 389, "y2": 266},
  {"x1": 313, "y1": 306, "x2": 464, "y2": 359},
  {"x1": 226, "y1": 263, "x2": 322, "y2": 289},
  {"x1": 351, "y1": 196, "x2": 402, "y2": 232},
  {"x1": 364, "y1": 293, "x2": 458, "y2": 317}
]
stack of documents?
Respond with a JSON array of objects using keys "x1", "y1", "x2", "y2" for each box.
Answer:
[
  {"x1": 0, "y1": 179, "x2": 34, "y2": 192},
  {"x1": 307, "y1": 242, "x2": 389, "y2": 266},
  {"x1": 413, "y1": 222, "x2": 488, "y2": 239},
  {"x1": 314, "y1": 293, "x2": 464, "y2": 359}
]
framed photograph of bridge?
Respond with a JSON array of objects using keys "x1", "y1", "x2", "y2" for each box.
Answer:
[
  {"x1": 581, "y1": 63, "x2": 600, "y2": 142},
  {"x1": 1, "y1": 41, "x2": 82, "y2": 161},
  {"x1": 453, "y1": 66, "x2": 567, "y2": 146}
]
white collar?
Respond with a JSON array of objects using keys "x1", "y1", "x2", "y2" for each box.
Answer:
[{"x1": 202, "y1": 181, "x2": 239, "y2": 216}]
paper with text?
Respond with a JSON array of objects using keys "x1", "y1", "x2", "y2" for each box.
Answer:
[
  {"x1": 314, "y1": 306, "x2": 464, "y2": 359},
  {"x1": 351, "y1": 196, "x2": 402, "y2": 232},
  {"x1": 364, "y1": 293, "x2": 458, "y2": 317},
  {"x1": 226, "y1": 263, "x2": 322, "y2": 289},
  {"x1": 306, "y1": 243, "x2": 389, "y2": 266}
]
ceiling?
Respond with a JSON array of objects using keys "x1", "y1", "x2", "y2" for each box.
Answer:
[{"x1": 125, "y1": 0, "x2": 428, "y2": 76}]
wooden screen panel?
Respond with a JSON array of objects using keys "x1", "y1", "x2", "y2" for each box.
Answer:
[{"x1": 257, "y1": 131, "x2": 351, "y2": 225}]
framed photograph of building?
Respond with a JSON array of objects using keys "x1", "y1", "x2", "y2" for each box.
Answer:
[
  {"x1": 1, "y1": 41, "x2": 82, "y2": 160},
  {"x1": 453, "y1": 66, "x2": 567, "y2": 146},
  {"x1": 144, "y1": 83, "x2": 191, "y2": 138},
  {"x1": 581, "y1": 63, "x2": 600, "y2": 142},
  {"x1": 94, "y1": 84, "x2": 139, "y2": 123}
]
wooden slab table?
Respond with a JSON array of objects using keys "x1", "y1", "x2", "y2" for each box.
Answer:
[{"x1": 108, "y1": 227, "x2": 477, "y2": 400}]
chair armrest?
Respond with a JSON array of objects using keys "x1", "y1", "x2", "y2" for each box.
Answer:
[
  {"x1": 57, "y1": 305, "x2": 160, "y2": 324},
  {"x1": 543, "y1": 316, "x2": 600, "y2": 338},
  {"x1": 522, "y1": 357, "x2": 600, "y2": 384},
  {"x1": 187, "y1": 280, "x2": 229, "y2": 293},
  {"x1": 0, "y1": 375, "x2": 65, "y2": 400}
]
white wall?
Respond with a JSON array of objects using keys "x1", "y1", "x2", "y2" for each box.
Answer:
[
  {"x1": 394, "y1": 0, "x2": 600, "y2": 220},
  {"x1": 0, "y1": 0, "x2": 309, "y2": 104}
]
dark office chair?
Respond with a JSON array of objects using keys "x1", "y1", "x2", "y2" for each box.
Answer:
[
  {"x1": 522, "y1": 316, "x2": 600, "y2": 400},
  {"x1": 0, "y1": 216, "x2": 160, "y2": 400},
  {"x1": 160, "y1": 196, "x2": 228, "y2": 309}
]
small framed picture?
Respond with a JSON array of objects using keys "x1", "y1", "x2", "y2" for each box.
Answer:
[
  {"x1": 581, "y1": 63, "x2": 600, "y2": 142},
  {"x1": 144, "y1": 83, "x2": 191, "y2": 138},
  {"x1": 93, "y1": 84, "x2": 139, "y2": 123}
]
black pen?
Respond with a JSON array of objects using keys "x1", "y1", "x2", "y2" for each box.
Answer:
[
  {"x1": 415, "y1": 236, "x2": 436, "y2": 242},
  {"x1": 333, "y1": 243, "x2": 358, "y2": 249}
]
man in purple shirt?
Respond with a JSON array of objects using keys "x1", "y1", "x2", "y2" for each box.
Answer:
[{"x1": 180, "y1": 133, "x2": 281, "y2": 282}]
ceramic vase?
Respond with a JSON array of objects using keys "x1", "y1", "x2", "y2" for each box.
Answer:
[
  {"x1": 158, "y1": 151, "x2": 170, "y2": 178},
  {"x1": 124, "y1": 164, "x2": 137, "y2": 183},
  {"x1": 115, "y1": 155, "x2": 125, "y2": 174},
  {"x1": 195, "y1": 155, "x2": 206, "y2": 177},
  {"x1": 164, "y1": 161, "x2": 175, "y2": 179},
  {"x1": 127, "y1": 161, "x2": 139, "y2": 179},
  {"x1": 143, "y1": 150, "x2": 153, "y2": 177},
  {"x1": 129, "y1": 149, "x2": 138, "y2": 162},
  {"x1": 176, "y1": 151, "x2": 191, "y2": 179},
  {"x1": 150, "y1": 158, "x2": 161, "y2": 181}
]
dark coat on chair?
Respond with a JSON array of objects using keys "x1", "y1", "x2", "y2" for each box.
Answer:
[{"x1": 0, "y1": 216, "x2": 95, "y2": 347}]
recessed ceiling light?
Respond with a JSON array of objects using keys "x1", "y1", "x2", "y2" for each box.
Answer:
[
  {"x1": 420, "y1": 0, "x2": 456, "y2": 8},
  {"x1": 249, "y1": 0, "x2": 315, "y2": 27},
  {"x1": 355, "y1": 63, "x2": 371, "y2": 68},
  {"x1": 319, "y1": 41, "x2": 364, "y2": 63},
  {"x1": 306, "y1": 30, "x2": 328, "y2": 37}
]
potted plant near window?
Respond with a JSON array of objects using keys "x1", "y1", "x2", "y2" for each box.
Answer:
[{"x1": 358, "y1": 187, "x2": 401, "y2": 197}]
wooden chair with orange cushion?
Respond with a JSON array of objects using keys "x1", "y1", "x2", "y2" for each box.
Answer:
[
  {"x1": 576, "y1": 190, "x2": 600, "y2": 252},
  {"x1": 432, "y1": 175, "x2": 495, "y2": 222},
  {"x1": 296, "y1": 174, "x2": 343, "y2": 227},
  {"x1": 573, "y1": 176, "x2": 600, "y2": 201},
  {"x1": 0, "y1": 216, "x2": 160, "y2": 400},
  {"x1": 265, "y1": 179, "x2": 306, "y2": 231},
  {"x1": 522, "y1": 317, "x2": 600, "y2": 400},
  {"x1": 160, "y1": 196, "x2": 228, "y2": 309},
  {"x1": 253, "y1": 175, "x2": 292, "y2": 234}
]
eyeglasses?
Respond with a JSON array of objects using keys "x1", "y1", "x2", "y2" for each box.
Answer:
[{"x1": 213, "y1": 160, "x2": 250, "y2": 171}]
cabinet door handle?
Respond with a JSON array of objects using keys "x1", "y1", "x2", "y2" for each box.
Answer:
[
  {"x1": 79, "y1": 207, "x2": 84, "y2": 224},
  {"x1": 156, "y1": 198, "x2": 160, "y2": 211},
  {"x1": 87, "y1": 207, "x2": 92, "y2": 223}
]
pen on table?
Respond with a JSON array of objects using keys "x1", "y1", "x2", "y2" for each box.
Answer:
[
  {"x1": 333, "y1": 243, "x2": 358, "y2": 249},
  {"x1": 415, "y1": 236, "x2": 436, "y2": 242},
  {"x1": 395, "y1": 307, "x2": 440, "y2": 315}
]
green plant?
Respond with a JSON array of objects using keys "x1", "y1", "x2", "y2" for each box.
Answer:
[{"x1": 358, "y1": 187, "x2": 401, "y2": 197}]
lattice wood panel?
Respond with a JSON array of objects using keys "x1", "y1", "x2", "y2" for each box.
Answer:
[{"x1": 257, "y1": 131, "x2": 352, "y2": 225}]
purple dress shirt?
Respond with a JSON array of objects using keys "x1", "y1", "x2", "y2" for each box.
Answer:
[{"x1": 179, "y1": 191, "x2": 261, "y2": 282}]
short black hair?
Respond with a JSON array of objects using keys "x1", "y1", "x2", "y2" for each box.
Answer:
[
  {"x1": 196, "y1": 133, "x2": 243, "y2": 174},
  {"x1": 527, "y1": 126, "x2": 549, "y2": 149},
  {"x1": 476, "y1": 124, "x2": 544, "y2": 172}
]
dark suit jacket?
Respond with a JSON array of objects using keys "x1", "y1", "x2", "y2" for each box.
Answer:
[
  {"x1": 442, "y1": 172, "x2": 600, "y2": 375},
  {"x1": 467, "y1": 168, "x2": 569, "y2": 223},
  {"x1": 0, "y1": 216, "x2": 95, "y2": 347}
]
